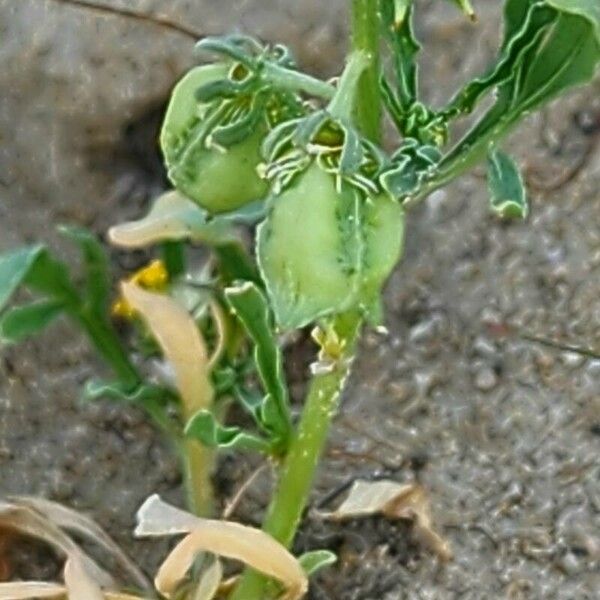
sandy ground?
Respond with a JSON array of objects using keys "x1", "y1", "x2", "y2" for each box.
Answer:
[{"x1": 1, "y1": 1, "x2": 599, "y2": 598}]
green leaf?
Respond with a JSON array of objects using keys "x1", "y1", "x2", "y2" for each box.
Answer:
[
  {"x1": 225, "y1": 282, "x2": 292, "y2": 443},
  {"x1": 487, "y1": 148, "x2": 529, "y2": 219},
  {"x1": 0, "y1": 300, "x2": 64, "y2": 344},
  {"x1": 0, "y1": 246, "x2": 45, "y2": 311},
  {"x1": 83, "y1": 379, "x2": 174, "y2": 404},
  {"x1": 298, "y1": 550, "x2": 337, "y2": 576},
  {"x1": 381, "y1": 0, "x2": 420, "y2": 111},
  {"x1": 84, "y1": 379, "x2": 179, "y2": 436},
  {"x1": 185, "y1": 409, "x2": 272, "y2": 454},
  {"x1": 0, "y1": 245, "x2": 79, "y2": 313},
  {"x1": 59, "y1": 225, "x2": 111, "y2": 316},
  {"x1": 440, "y1": 0, "x2": 599, "y2": 178}
]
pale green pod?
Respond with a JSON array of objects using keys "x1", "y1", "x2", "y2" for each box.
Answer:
[
  {"x1": 160, "y1": 65, "x2": 269, "y2": 214},
  {"x1": 258, "y1": 163, "x2": 405, "y2": 329},
  {"x1": 360, "y1": 193, "x2": 405, "y2": 322},
  {"x1": 257, "y1": 164, "x2": 361, "y2": 330}
]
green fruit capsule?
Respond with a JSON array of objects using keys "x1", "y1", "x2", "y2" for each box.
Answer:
[
  {"x1": 257, "y1": 164, "x2": 404, "y2": 329},
  {"x1": 160, "y1": 65, "x2": 268, "y2": 214},
  {"x1": 361, "y1": 193, "x2": 405, "y2": 323}
]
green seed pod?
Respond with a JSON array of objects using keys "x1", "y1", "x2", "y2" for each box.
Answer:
[
  {"x1": 258, "y1": 163, "x2": 404, "y2": 329},
  {"x1": 361, "y1": 193, "x2": 405, "y2": 323},
  {"x1": 160, "y1": 65, "x2": 269, "y2": 214}
]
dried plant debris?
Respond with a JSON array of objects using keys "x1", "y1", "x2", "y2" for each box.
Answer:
[
  {"x1": 318, "y1": 480, "x2": 452, "y2": 561},
  {"x1": 135, "y1": 494, "x2": 308, "y2": 600},
  {"x1": 0, "y1": 497, "x2": 153, "y2": 600}
]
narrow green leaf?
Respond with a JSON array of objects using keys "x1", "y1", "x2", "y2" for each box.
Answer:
[
  {"x1": 0, "y1": 245, "x2": 79, "y2": 313},
  {"x1": 0, "y1": 246, "x2": 45, "y2": 311},
  {"x1": 59, "y1": 225, "x2": 111, "y2": 316},
  {"x1": 487, "y1": 148, "x2": 529, "y2": 219},
  {"x1": 0, "y1": 300, "x2": 64, "y2": 344},
  {"x1": 381, "y1": 0, "x2": 420, "y2": 110},
  {"x1": 185, "y1": 409, "x2": 272, "y2": 454},
  {"x1": 298, "y1": 550, "x2": 337, "y2": 576},
  {"x1": 83, "y1": 379, "x2": 174, "y2": 404},
  {"x1": 225, "y1": 282, "x2": 292, "y2": 442}
]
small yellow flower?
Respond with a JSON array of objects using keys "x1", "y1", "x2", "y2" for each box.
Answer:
[{"x1": 112, "y1": 259, "x2": 169, "y2": 319}]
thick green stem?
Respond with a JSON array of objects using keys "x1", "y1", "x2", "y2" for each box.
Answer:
[
  {"x1": 229, "y1": 314, "x2": 362, "y2": 600},
  {"x1": 327, "y1": 51, "x2": 371, "y2": 121},
  {"x1": 230, "y1": 2, "x2": 380, "y2": 597},
  {"x1": 351, "y1": 0, "x2": 382, "y2": 142}
]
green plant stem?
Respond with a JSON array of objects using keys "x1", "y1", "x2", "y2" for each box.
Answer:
[
  {"x1": 351, "y1": 0, "x2": 382, "y2": 142},
  {"x1": 327, "y1": 51, "x2": 371, "y2": 121},
  {"x1": 77, "y1": 312, "x2": 140, "y2": 388},
  {"x1": 229, "y1": 314, "x2": 362, "y2": 600},
  {"x1": 262, "y1": 62, "x2": 336, "y2": 100},
  {"x1": 230, "y1": 2, "x2": 380, "y2": 597}
]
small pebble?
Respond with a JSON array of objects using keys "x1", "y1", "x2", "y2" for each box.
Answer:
[{"x1": 474, "y1": 367, "x2": 498, "y2": 391}]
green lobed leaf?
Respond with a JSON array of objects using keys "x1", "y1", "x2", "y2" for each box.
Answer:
[
  {"x1": 185, "y1": 409, "x2": 272, "y2": 454},
  {"x1": 0, "y1": 300, "x2": 64, "y2": 345},
  {"x1": 298, "y1": 550, "x2": 337, "y2": 576},
  {"x1": 225, "y1": 282, "x2": 292, "y2": 443},
  {"x1": 487, "y1": 148, "x2": 529, "y2": 219},
  {"x1": 443, "y1": 0, "x2": 599, "y2": 160},
  {"x1": 83, "y1": 379, "x2": 174, "y2": 404},
  {"x1": 381, "y1": 0, "x2": 420, "y2": 111}
]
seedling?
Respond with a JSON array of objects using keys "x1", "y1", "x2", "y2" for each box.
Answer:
[{"x1": 1, "y1": 1, "x2": 598, "y2": 598}]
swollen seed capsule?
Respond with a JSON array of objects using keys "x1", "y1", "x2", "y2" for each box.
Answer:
[
  {"x1": 361, "y1": 194, "x2": 405, "y2": 321},
  {"x1": 258, "y1": 163, "x2": 405, "y2": 330},
  {"x1": 160, "y1": 65, "x2": 268, "y2": 214},
  {"x1": 257, "y1": 164, "x2": 360, "y2": 330}
]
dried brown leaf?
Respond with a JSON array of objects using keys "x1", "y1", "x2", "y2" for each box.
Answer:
[
  {"x1": 0, "y1": 582, "x2": 66, "y2": 599},
  {"x1": 321, "y1": 480, "x2": 452, "y2": 561},
  {"x1": 136, "y1": 496, "x2": 307, "y2": 600},
  {"x1": 121, "y1": 283, "x2": 213, "y2": 416},
  {"x1": 0, "y1": 500, "x2": 113, "y2": 587},
  {"x1": 9, "y1": 497, "x2": 150, "y2": 592},
  {"x1": 64, "y1": 556, "x2": 104, "y2": 600}
]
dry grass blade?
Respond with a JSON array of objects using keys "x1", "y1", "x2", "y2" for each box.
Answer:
[
  {"x1": 136, "y1": 496, "x2": 307, "y2": 600},
  {"x1": 64, "y1": 556, "x2": 104, "y2": 600},
  {"x1": 10, "y1": 496, "x2": 151, "y2": 592},
  {"x1": 0, "y1": 582, "x2": 66, "y2": 599},
  {"x1": 0, "y1": 500, "x2": 113, "y2": 587},
  {"x1": 320, "y1": 480, "x2": 453, "y2": 561}
]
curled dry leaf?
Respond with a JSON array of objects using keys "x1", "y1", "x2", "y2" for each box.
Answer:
[
  {"x1": 135, "y1": 495, "x2": 307, "y2": 600},
  {"x1": 108, "y1": 191, "x2": 235, "y2": 248},
  {"x1": 9, "y1": 496, "x2": 150, "y2": 592},
  {"x1": 319, "y1": 480, "x2": 452, "y2": 561},
  {"x1": 0, "y1": 582, "x2": 66, "y2": 599},
  {"x1": 0, "y1": 499, "x2": 113, "y2": 587},
  {"x1": 63, "y1": 556, "x2": 104, "y2": 600}
]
